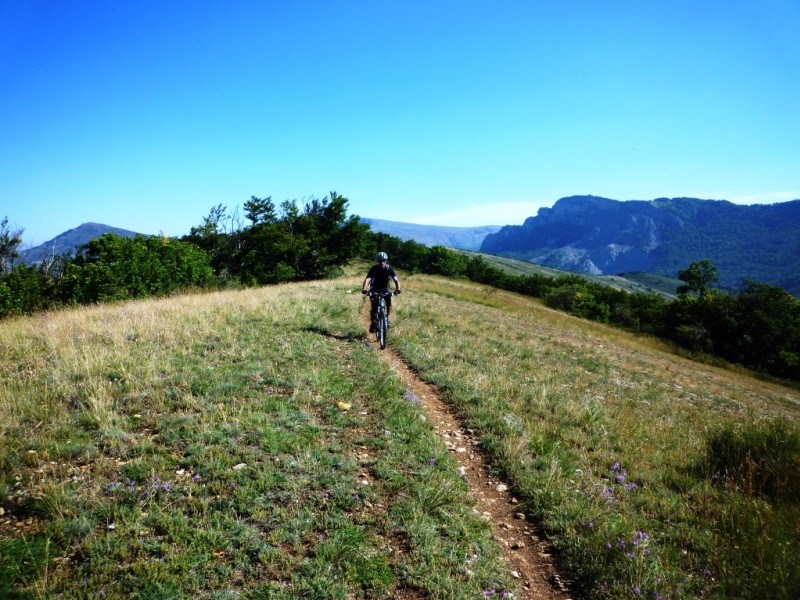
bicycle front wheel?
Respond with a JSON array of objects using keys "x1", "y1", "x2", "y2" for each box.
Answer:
[
  {"x1": 378, "y1": 313, "x2": 388, "y2": 349},
  {"x1": 376, "y1": 300, "x2": 388, "y2": 349}
]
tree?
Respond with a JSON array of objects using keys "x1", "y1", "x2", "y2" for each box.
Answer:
[
  {"x1": 244, "y1": 196, "x2": 277, "y2": 225},
  {"x1": 235, "y1": 192, "x2": 368, "y2": 285},
  {"x1": 677, "y1": 259, "x2": 719, "y2": 298},
  {"x1": 184, "y1": 205, "x2": 241, "y2": 279},
  {"x1": 0, "y1": 217, "x2": 24, "y2": 276},
  {"x1": 735, "y1": 282, "x2": 800, "y2": 379},
  {"x1": 426, "y1": 246, "x2": 467, "y2": 278}
]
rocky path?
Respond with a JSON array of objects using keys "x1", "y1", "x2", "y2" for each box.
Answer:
[{"x1": 363, "y1": 309, "x2": 574, "y2": 599}]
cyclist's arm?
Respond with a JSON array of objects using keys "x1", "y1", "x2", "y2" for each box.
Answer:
[
  {"x1": 393, "y1": 275, "x2": 401, "y2": 293},
  {"x1": 362, "y1": 275, "x2": 372, "y2": 294}
]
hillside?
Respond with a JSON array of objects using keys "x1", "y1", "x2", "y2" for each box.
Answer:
[
  {"x1": 361, "y1": 217, "x2": 502, "y2": 251},
  {"x1": 480, "y1": 196, "x2": 800, "y2": 295},
  {"x1": 2, "y1": 273, "x2": 798, "y2": 598},
  {"x1": 457, "y1": 250, "x2": 681, "y2": 298},
  {"x1": 21, "y1": 222, "x2": 142, "y2": 265}
]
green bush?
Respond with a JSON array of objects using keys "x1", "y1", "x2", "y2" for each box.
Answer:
[
  {"x1": 544, "y1": 283, "x2": 610, "y2": 322},
  {"x1": 58, "y1": 234, "x2": 215, "y2": 303},
  {"x1": 0, "y1": 264, "x2": 56, "y2": 315}
]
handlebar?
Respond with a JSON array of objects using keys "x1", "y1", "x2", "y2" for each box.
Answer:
[{"x1": 363, "y1": 290, "x2": 400, "y2": 296}]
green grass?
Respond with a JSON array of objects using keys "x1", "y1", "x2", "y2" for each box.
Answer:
[
  {"x1": 0, "y1": 281, "x2": 513, "y2": 598},
  {"x1": 2, "y1": 271, "x2": 798, "y2": 599},
  {"x1": 390, "y1": 274, "x2": 800, "y2": 599}
]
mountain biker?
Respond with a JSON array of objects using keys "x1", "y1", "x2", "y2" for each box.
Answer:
[{"x1": 362, "y1": 252, "x2": 401, "y2": 332}]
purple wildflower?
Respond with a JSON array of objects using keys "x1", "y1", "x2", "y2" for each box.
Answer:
[{"x1": 404, "y1": 389, "x2": 422, "y2": 404}]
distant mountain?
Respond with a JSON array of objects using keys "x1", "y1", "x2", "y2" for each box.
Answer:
[
  {"x1": 480, "y1": 196, "x2": 800, "y2": 295},
  {"x1": 361, "y1": 218, "x2": 502, "y2": 251},
  {"x1": 21, "y1": 223, "x2": 142, "y2": 265}
]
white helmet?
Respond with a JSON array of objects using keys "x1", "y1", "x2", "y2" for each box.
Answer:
[{"x1": 376, "y1": 252, "x2": 388, "y2": 261}]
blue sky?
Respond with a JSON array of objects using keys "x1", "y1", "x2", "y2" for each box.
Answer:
[{"x1": 2, "y1": 1, "x2": 799, "y2": 246}]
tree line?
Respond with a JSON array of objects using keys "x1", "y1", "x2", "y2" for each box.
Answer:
[
  {"x1": 2, "y1": 198, "x2": 799, "y2": 382},
  {"x1": 0, "y1": 193, "x2": 369, "y2": 315},
  {"x1": 364, "y1": 234, "x2": 800, "y2": 382}
]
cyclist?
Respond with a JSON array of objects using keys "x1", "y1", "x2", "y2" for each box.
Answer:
[{"x1": 362, "y1": 252, "x2": 401, "y2": 332}]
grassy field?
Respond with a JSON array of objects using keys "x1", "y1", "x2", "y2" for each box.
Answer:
[
  {"x1": 392, "y1": 274, "x2": 799, "y2": 599},
  {"x1": 2, "y1": 270, "x2": 798, "y2": 598}
]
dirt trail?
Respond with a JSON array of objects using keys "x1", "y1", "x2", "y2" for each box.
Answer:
[{"x1": 363, "y1": 308, "x2": 574, "y2": 599}]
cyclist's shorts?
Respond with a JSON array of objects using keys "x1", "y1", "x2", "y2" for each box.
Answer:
[{"x1": 371, "y1": 289, "x2": 392, "y2": 308}]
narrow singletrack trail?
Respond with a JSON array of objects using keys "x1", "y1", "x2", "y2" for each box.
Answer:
[{"x1": 362, "y1": 305, "x2": 574, "y2": 600}]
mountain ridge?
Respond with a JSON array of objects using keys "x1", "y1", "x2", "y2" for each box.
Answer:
[
  {"x1": 21, "y1": 223, "x2": 142, "y2": 265},
  {"x1": 359, "y1": 218, "x2": 501, "y2": 251},
  {"x1": 480, "y1": 195, "x2": 800, "y2": 295}
]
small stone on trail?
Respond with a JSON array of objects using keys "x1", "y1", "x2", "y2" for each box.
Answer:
[{"x1": 496, "y1": 483, "x2": 508, "y2": 492}]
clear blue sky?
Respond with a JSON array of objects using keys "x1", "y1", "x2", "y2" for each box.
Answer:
[{"x1": 2, "y1": 1, "x2": 799, "y2": 246}]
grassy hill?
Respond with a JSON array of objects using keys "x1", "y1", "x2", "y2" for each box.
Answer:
[
  {"x1": 2, "y1": 271, "x2": 798, "y2": 598},
  {"x1": 458, "y1": 250, "x2": 681, "y2": 298}
]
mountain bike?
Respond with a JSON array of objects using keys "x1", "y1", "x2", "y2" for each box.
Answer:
[{"x1": 368, "y1": 290, "x2": 396, "y2": 350}]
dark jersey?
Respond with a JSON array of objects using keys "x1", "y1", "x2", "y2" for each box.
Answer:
[{"x1": 366, "y1": 264, "x2": 397, "y2": 291}]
